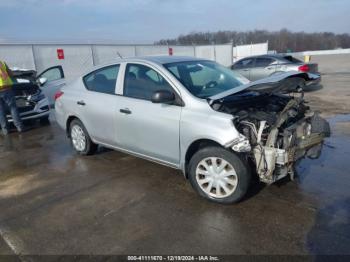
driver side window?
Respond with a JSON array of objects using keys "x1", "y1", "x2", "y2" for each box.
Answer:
[
  {"x1": 39, "y1": 66, "x2": 64, "y2": 82},
  {"x1": 255, "y1": 57, "x2": 275, "y2": 67},
  {"x1": 124, "y1": 63, "x2": 174, "y2": 101},
  {"x1": 233, "y1": 58, "x2": 254, "y2": 69}
]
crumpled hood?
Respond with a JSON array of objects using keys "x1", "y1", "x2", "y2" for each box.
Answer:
[
  {"x1": 11, "y1": 68, "x2": 37, "y2": 79},
  {"x1": 209, "y1": 71, "x2": 320, "y2": 102},
  {"x1": 12, "y1": 82, "x2": 40, "y2": 96}
]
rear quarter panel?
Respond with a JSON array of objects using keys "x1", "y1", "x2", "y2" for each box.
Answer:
[
  {"x1": 54, "y1": 78, "x2": 84, "y2": 132},
  {"x1": 275, "y1": 63, "x2": 300, "y2": 73}
]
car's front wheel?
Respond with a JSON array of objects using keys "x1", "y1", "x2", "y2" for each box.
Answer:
[
  {"x1": 69, "y1": 119, "x2": 97, "y2": 155},
  {"x1": 188, "y1": 146, "x2": 251, "y2": 204}
]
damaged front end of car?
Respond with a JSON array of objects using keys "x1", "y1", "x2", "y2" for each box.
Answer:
[{"x1": 209, "y1": 72, "x2": 330, "y2": 184}]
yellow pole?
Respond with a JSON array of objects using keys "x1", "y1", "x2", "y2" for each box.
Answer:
[{"x1": 304, "y1": 55, "x2": 311, "y2": 63}]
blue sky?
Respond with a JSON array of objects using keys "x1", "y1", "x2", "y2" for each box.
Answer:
[{"x1": 0, "y1": 0, "x2": 349, "y2": 43}]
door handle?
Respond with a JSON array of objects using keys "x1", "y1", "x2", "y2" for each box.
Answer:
[
  {"x1": 77, "y1": 100, "x2": 86, "y2": 106},
  {"x1": 119, "y1": 108, "x2": 132, "y2": 114},
  {"x1": 242, "y1": 69, "x2": 249, "y2": 71},
  {"x1": 266, "y1": 67, "x2": 274, "y2": 70}
]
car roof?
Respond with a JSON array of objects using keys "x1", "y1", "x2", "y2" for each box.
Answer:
[
  {"x1": 136, "y1": 55, "x2": 207, "y2": 64},
  {"x1": 85, "y1": 56, "x2": 208, "y2": 75},
  {"x1": 236, "y1": 54, "x2": 288, "y2": 61},
  {"x1": 103, "y1": 56, "x2": 207, "y2": 66}
]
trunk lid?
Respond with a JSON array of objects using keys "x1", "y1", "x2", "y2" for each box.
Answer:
[{"x1": 306, "y1": 63, "x2": 318, "y2": 74}]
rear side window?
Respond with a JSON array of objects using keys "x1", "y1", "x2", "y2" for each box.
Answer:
[
  {"x1": 282, "y1": 55, "x2": 303, "y2": 63},
  {"x1": 233, "y1": 58, "x2": 254, "y2": 69},
  {"x1": 124, "y1": 63, "x2": 174, "y2": 101},
  {"x1": 255, "y1": 58, "x2": 275, "y2": 67},
  {"x1": 83, "y1": 65, "x2": 120, "y2": 95}
]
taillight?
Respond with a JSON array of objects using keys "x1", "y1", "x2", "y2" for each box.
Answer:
[
  {"x1": 298, "y1": 64, "x2": 310, "y2": 72},
  {"x1": 54, "y1": 91, "x2": 64, "y2": 101}
]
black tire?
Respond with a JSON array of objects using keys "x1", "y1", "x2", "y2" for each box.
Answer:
[
  {"x1": 188, "y1": 146, "x2": 251, "y2": 204},
  {"x1": 69, "y1": 119, "x2": 97, "y2": 155}
]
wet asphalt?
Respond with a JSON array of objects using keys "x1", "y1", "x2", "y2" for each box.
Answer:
[{"x1": 0, "y1": 109, "x2": 349, "y2": 256}]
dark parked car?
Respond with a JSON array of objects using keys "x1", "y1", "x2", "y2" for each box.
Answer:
[
  {"x1": 13, "y1": 66, "x2": 66, "y2": 106},
  {"x1": 231, "y1": 54, "x2": 319, "y2": 81},
  {"x1": 6, "y1": 66, "x2": 66, "y2": 124}
]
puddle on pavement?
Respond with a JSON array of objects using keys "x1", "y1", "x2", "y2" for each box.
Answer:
[
  {"x1": 296, "y1": 113, "x2": 350, "y2": 204},
  {"x1": 326, "y1": 113, "x2": 350, "y2": 125},
  {"x1": 0, "y1": 124, "x2": 55, "y2": 152},
  {"x1": 0, "y1": 114, "x2": 349, "y2": 255},
  {"x1": 300, "y1": 114, "x2": 350, "y2": 255}
]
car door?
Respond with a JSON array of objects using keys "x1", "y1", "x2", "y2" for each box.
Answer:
[
  {"x1": 116, "y1": 63, "x2": 182, "y2": 166},
  {"x1": 231, "y1": 58, "x2": 254, "y2": 80},
  {"x1": 78, "y1": 65, "x2": 121, "y2": 145},
  {"x1": 37, "y1": 66, "x2": 66, "y2": 106},
  {"x1": 249, "y1": 57, "x2": 277, "y2": 81}
]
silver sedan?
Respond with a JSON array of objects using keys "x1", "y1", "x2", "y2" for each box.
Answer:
[
  {"x1": 231, "y1": 54, "x2": 319, "y2": 81},
  {"x1": 55, "y1": 56, "x2": 328, "y2": 204}
]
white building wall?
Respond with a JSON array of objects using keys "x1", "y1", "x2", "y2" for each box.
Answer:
[
  {"x1": 33, "y1": 45, "x2": 94, "y2": 81},
  {"x1": 135, "y1": 46, "x2": 169, "y2": 56},
  {"x1": 169, "y1": 46, "x2": 195, "y2": 56},
  {"x1": 0, "y1": 42, "x2": 271, "y2": 80},
  {"x1": 194, "y1": 45, "x2": 215, "y2": 60},
  {"x1": 233, "y1": 42, "x2": 268, "y2": 62},
  {"x1": 0, "y1": 45, "x2": 35, "y2": 69},
  {"x1": 215, "y1": 44, "x2": 233, "y2": 66},
  {"x1": 92, "y1": 45, "x2": 136, "y2": 65}
]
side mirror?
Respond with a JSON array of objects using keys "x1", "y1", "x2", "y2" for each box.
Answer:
[
  {"x1": 151, "y1": 90, "x2": 175, "y2": 104},
  {"x1": 38, "y1": 77, "x2": 47, "y2": 86}
]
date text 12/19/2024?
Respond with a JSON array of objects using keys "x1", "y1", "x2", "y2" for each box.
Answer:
[{"x1": 127, "y1": 255, "x2": 220, "y2": 261}]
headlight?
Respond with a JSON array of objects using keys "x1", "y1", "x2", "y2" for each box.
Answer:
[
  {"x1": 231, "y1": 134, "x2": 251, "y2": 152},
  {"x1": 29, "y1": 91, "x2": 45, "y2": 102}
]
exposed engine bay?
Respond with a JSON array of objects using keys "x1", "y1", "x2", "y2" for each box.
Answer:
[
  {"x1": 6, "y1": 80, "x2": 47, "y2": 116},
  {"x1": 211, "y1": 90, "x2": 330, "y2": 184},
  {"x1": 10, "y1": 69, "x2": 45, "y2": 107}
]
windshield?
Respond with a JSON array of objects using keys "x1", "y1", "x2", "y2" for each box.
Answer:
[{"x1": 164, "y1": 60, "x2": 249, "y2": 98}]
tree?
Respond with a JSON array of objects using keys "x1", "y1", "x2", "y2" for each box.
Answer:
[{"x1": 155, "y1": 29, "x2": 350, "y2": 52}]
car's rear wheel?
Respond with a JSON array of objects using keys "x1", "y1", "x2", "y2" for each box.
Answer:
[
  {"x1": 188, "y1": 146, "x2": 250, "y2": 204},
  {"x1": 69, "y1": 119, "x2": 97, "y2": 155}
]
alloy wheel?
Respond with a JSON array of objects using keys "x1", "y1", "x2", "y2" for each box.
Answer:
[{"x1": 71, "y1": 125, "x2": 86, "y2": 152}]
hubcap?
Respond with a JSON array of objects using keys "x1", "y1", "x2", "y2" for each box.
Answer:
[
  {"x1": 71, "y1": 125, "x2": 86, "y2": 152},
  {"x1": 195, "y1": 157, "x2": 238, "y2": 199}
]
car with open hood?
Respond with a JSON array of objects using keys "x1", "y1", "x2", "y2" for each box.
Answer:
[
  {"x1": 55, "y1": 56, "x2": 330, "y2": 204},
  {"x1": 13, "y1": 65, "x2": 66, "y2": 106},
  {"x1": 8, "y1": 66, "x2": 66, "y2": 124}
]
